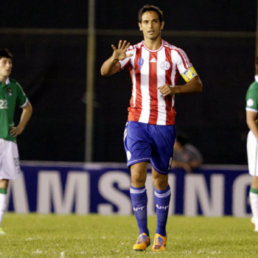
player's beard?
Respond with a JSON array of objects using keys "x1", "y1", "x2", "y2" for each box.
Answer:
[{"x1": 146, "y1": 31, "x2": 161, "y2": 42}]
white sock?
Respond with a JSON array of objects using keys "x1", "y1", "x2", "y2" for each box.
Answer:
[
  {"x1": 250, "y1": 192, "x2": 258, "y2": 231},
  {"x1": 0, "y1": 193, "x2": 7, "y2": 226}
]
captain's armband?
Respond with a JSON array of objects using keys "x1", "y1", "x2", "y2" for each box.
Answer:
[{"x1": 181, "y1": 66, "x2": 198, "y2": 82}]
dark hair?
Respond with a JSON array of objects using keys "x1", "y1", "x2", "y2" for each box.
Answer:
[
  {"x1": 176, "y1": 134, "x2": 188, "y2": 146},
  {"x1": 138, "y1": 5, "x2": 164, "y2": 23},
  {"x1": 0, "y1": 49, "x2": 13, "y2": 60}
]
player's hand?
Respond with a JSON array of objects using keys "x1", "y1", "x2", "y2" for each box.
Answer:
[
  {"x1": 10, "y1": 125, "x2": 23, "y2": 137},
  {"x1": 111, "y1": 40, "x2": 132, "y2": 61},
  {"x1": 159, "y1": 84, "x2": 174, "y2": 97}
]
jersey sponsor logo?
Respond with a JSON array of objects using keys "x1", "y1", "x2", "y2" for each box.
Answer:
[
  {"x1": 0, "y1": 99, "x2": 8, "y2": 109},
  {"x1": 138, "y1": 57, "x2": 144, "y2": 70},
  {"x1": 156, "y1": 204, "x2": 169, "y2": 210},
  {"x1": 247, "y1": 98, "x2": 254, "y2": 107},
  {"x1": 160, "y1": 61, "x2": 170, "y2": 70},
  {"x1": 133, "y1": 206, "x2": 145, "y2": 212}
]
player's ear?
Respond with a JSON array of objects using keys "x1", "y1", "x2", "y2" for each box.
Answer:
[
  {"x1": 138, "y1": 22, "x2": 143, "y2": 31},
  {"x1": 161, "y1": 21, "x2": 165, "y2": 30}
]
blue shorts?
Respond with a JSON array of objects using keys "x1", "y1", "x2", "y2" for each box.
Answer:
[{"x1": 123, "y1": 121, "x2": 176, "y2": 174}]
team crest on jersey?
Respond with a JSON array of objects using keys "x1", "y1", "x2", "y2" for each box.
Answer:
[
  {"x1": 247, "y1": 98, "x2": 254, "y2": 107},
  {"x1": 138, "y1": 58, "x2": 144, "y2": 70},
  {"x1": 7, "y1": 88, "x2": 12, "y2": 96},
  {"x1": 160, "y1": 61, "x2": 171, "y2": 70}
]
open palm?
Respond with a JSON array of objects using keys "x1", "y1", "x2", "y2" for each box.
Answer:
[{"x1": 111, "y1": 40, "x2": 132, "y2": 61}]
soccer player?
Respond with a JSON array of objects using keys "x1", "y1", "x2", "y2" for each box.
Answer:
[
  {"x1": 246, "y1": 56, "x2": 258, "y2": 232},
  {"x1": 100, "y1": 5, "x2": 202, "y2": 251},
  {"x1": 0, "y1": 49, "x2": 32, "y2": 235}
]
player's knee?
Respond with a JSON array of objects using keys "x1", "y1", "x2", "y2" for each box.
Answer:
[
  {"x1": 131, "y1": 173, "x2": 146, "y2": 187},
  {"x1": 130, "y1": 163, "x2": 147, "y2": 187},
  {"x1": 153, "y1": 174, "x2": 168, "y2": 190},
  {"x1": 252, "y1": 176, "x2": 258, "y2": 189}
]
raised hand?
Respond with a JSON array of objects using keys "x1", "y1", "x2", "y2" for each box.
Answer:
[{"x1": 111, "y1": 40, "x2": 132, "y2": 61}]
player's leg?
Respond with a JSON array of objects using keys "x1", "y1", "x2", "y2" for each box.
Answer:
[
  {"x1": 130, "y1": 162, "x2": 149, "y2": 236},
  {"x1": 130, "y1": 162, "x2": 150, "y2": 250},
  {"x1": 151, "y1": 168, "x2": 170, "y2": 251},
  {"x1": 123, "y1": 122, "x2": 151, "y2": 250},
  {"x1": 0, "y1": 179, "x2": 9, "y2": 235},
  {"x1": 149, "y1": 124, "x2": 175, "y2": 251},
  {"x1": 0, "y1": 140, "x2": 22, "y2": 235},
  {"x1": 250, "y1": 176, "x2": 258, "y2": 232},
  {"x1": 247, "y1": 131, "x2": 258, "y2": 232}
]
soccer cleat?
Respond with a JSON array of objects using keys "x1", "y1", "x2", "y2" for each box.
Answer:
[
  {"x1": 152, "y1": 233, "x2": 167, "y2": 252},
  {"x1": 0, "y1": 227, "x2": 6, "y2": 235},
  {"x1": 133, "y1": 233, "x2": 150, "y2": 251}
]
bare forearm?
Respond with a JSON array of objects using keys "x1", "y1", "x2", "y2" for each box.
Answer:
[
  {"x1": 247, "y1": 119, "x2": 258, "y2": 139},
  {"x1": 100, "y1": 56, "x2": 120, "y2": 76},
  {"x1": 159, "y1": 76, "x2": 203, "y2": 97},
  {"x1": 172, "y1": 76, "x2": 203, "y2": 94},
  {"x1": 10, "y1": 101, "x2": 32, "y2": 137},
  {"x1": 246, "y1": 111, "x2": 258, "y2": 139},
  {"x1": 19, "y1": 102, "x2": 33, "y2": 131}
]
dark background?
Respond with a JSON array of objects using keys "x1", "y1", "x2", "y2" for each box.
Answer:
[{"x1": 0, "y1": 0, "x2": 256, "y2": 164}]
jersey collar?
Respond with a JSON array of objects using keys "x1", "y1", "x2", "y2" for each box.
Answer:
[
  {"x1": 143, "y1": 40, "x2": 164, "y2": 52},
  {"x1": 0, "y1": 77, "x2": 10, "y2": 87},
  {"x1": 5, "y1": 78, "x2": 10, "y2": 84},
  {"x1": 1, "y1": 78, "x2": 10, "y2": 85}
]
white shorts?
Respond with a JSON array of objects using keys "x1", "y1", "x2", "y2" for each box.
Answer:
[
  {"x1": 247, "y1": 131, "x2": 258, "y2": 176},
  {"x1": 0, "y1": 139, "x2": 21, "y2": 180}
]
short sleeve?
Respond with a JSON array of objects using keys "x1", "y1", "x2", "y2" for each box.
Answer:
[
  {"x1": 246, "y1": 86, "x2": 258, "y2": 112},
  {"x1": 172, "y1": 48, "x2": 192, "y2": 74},
  {"x1": 172, "y1": 48, "x2": 197, "y2": 82},
  {"x1": 16, "y1": 83, "x2": 28, "y2": 107}
]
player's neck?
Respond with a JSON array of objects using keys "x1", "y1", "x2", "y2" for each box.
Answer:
[
  {"x1": 143, "y1": 37, "x2": 162, "y2": 50},
  {"x1": 0, "y1": 76, "x2": 7, "y2": 84}
]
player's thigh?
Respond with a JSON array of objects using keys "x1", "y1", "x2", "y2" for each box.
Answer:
[
  {"x1": 247, "y1": 131, "x2": 258, "y2": 176},
  {"x1": 0, "y1": 140, "x2": 21, "y2": 180},
  {"x1": 124, "y1": 122, "x2": 152, "y2": 165},
  {"x1": 151, "y1": 125, "x2": 176, "y2": 174}
]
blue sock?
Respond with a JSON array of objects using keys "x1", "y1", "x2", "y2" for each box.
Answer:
[
  {"x1": 154, "y1": 186, "x2": 171, "y2": 236},
  {"x1": 130, "y1": 186, "x2": 149, "y2": 236}
]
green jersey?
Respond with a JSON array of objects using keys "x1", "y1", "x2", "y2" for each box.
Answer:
[{"x1": 0, "y1": 78, "x2": 27, "y2": 142}]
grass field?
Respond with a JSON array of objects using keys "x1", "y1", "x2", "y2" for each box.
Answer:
[{"x1": 0, "y1": 213, "x2": 258, "y2": 257}]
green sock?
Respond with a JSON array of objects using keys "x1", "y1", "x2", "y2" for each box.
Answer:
[
  {"x1": 0, "y1": 188, "x2": 7, "y2": 194},
  {"x1": 250, "y1": 187, "x2": 258, "y2": 194}
]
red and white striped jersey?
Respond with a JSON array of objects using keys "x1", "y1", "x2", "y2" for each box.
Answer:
[{"x1": 119, "y1": 40, "x2": 195, "y2": 125}]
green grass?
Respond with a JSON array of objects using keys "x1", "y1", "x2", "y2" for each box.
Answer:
[{"x1": 0, "y1": 214, "x2": 258, "y2": 257}]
